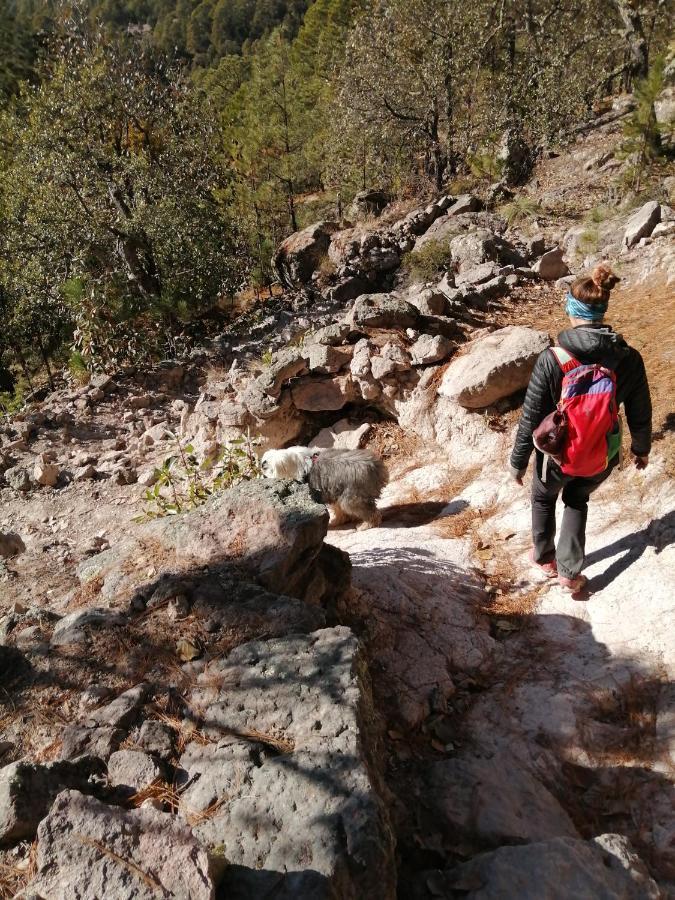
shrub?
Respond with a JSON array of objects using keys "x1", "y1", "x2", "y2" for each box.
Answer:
[
  {"x1": 403, "y1": 239, "x2": 455, "y2": 282},
  {"x1": 137, "y1": 433, "x2": 262, "y2": 520}
]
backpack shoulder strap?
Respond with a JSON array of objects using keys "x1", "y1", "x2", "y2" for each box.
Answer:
[{"x1": 550, "y1": 346, "x2": 581, "y2": 374}]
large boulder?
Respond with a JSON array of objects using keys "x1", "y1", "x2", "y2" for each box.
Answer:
[
  {"x1": 348, "y1": 189, "x2": 391, "y2": 219},
  {"x1": 273, "y1": 221, "x2": 339, "y2": 288},
  {"x1": 449, "y1": 230, "x2": 525, "y2": 272},
  {"x1": 76, "y1": 479, "x2": 343, "y2": 610},
  {"x1": 623, "y1": 201, "x2": 661, "y2": 249},
  {"x1": 349, "y1": 294, "x2": 420, "y2": 329},
  {"x1": 532, "y1": 246, "x2": 570, "y2": 280},
  {"x1": 496, "y1": 127, "x2": 534, "y2": 186},
  {"x1": 291, "y1": 374, "x2": 358, "y2": 411},
  {"x1": 439, "y1": 326, "x2": 550, "y2": 409},
  {"x1": 0, "y1": 756, "x2": 105, "y2": 844},
  {"x1": 23, "y1": 790, "x2": 215, "y2": 899},
  {"x1": 256, "y1": 348, "x2": 308, "y2": 398},
  {"x1": 180, "y1": 627, "x2": 396, "y2": 900},
  {"x1": 440, "y1": 834, "x2": 660, "y2": 899},
  {"x1": 422, "y1": 753, "x2": 579, "y2": 850},
  {"x1": 409, "y1": 334, "x2": 455, "y2": 366}
]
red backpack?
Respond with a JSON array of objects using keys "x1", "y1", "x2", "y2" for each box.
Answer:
[{"x1": 533, "y1": 347, "x2": 621, "y2": 477}]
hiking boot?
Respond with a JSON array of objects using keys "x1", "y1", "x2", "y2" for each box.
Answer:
[
  {"x1": 528, "y1": 548, "x2": 558, "y2": 577},
  {"x1": 558, "y1": 573, "x2": 588, "y2": 596}
]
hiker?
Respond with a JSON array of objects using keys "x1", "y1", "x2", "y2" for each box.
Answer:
[{"x1": 509, "y1": 264, "x2": 652, "y2": 595}]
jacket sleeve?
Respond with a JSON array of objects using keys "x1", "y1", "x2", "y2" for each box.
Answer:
[
  {"x1": 623, "y1": 349, "x2": 652, "y2": 456},
  {"x1": 510, "y1": 349, "x2": 560, "y2": 472}
]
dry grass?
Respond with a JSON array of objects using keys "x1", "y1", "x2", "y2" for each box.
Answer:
[{"x1": 0, "y1": 842, "x2": 36, "y2": 900}]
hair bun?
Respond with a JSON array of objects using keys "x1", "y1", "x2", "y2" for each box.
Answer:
[{"x1": 591, "y1": 264, "x2": 619, "y2": 290}]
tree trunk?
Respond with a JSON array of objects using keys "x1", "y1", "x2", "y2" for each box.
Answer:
[
  {"x1": 36, "y1": 332, "x2": 54, "y2": 391},
  {"x1": 613, "y1": 0, "x2": 649, "y2": 88}
]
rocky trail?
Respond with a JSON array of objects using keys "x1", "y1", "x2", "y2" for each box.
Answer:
[{"x1": 0, "y1": 107, "x2": 674, "y2": 898}]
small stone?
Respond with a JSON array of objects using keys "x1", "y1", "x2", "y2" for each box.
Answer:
[
  {"x1": 86, "y1": 684, "x2": 148, "y2": 730},
  {"x1": 75, "y1": 464, "x2": 97, "y2": 481},
  {"x1": 4, "y1": 466, "x2": 31, "y2": 492},
  {"x1": 135, "y1": 721, "x2": 175, "y2": 761},
  {"x1": 108, "y1": 749, "x2": 162, "y2": 793}
]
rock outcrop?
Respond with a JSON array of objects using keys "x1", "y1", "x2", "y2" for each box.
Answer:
[
  {"x1": 180, "y1": 627, "x2": 396, "y2": 899},
  {"x1": 439, "y1": 326, "x2": 550, "y2": 409},
  {"x1": 22, "y1": 790, "x2": 216, "y2": 900}
]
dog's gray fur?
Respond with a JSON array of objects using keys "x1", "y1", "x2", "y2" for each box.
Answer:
[{"x1": 308, "y1": 448, "x2": 388, "y2": 529}]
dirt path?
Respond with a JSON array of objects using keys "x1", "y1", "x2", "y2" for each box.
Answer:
[{"x1": 327, "y1": 279, "x2": 675, "y2": 891}]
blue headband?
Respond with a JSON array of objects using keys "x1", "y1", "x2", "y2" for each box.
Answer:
[{"x1": 565, "y1": 292, "x2": 607, "y2": 321}]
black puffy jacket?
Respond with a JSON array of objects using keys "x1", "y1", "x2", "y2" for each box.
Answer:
[{"x1": 510, "y1": 324, "x2": 652, "y2": 472}]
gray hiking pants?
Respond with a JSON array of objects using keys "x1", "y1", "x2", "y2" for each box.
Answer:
[{"x1": 531, "y1": 450, "x2": 618, "y2": 578}]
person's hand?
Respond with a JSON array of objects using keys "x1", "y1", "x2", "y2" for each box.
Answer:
[
  {"x1": 633, "y1": 454, "x2": 649, "y2": 470},
  {"x1": 509, "y1": 465, "x2": 526, "y2": 485}
]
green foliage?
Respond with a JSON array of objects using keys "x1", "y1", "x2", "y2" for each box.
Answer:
[
  {"x1": 0, "y1": 380, "x2": 26, "y2": 416},
  {"x1": 619, "y1": 54, "x2": 670, "y2": 191},
  {"x1": 0, "y1": 24, "x2": 248, "y2": 370},
  {"x1": 68, "y1": 350, "x2": 90, "y2": 385},
  {"x1": 467, "y1": 151, "x2": 503, "y2": 182},
  {"x1": 500, "y1": 196, "x2": 542, "y2": 228},
  {"x1": 137, "y1": 433, "x2": 262, "y2": 520},
  {"x1": 402, "y1": 239, "x2": 455, "y2": 282}
]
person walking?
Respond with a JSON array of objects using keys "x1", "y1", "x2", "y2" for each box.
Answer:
[{"x1": 509, "y1": 265, "x2": 652, "y2": 596}]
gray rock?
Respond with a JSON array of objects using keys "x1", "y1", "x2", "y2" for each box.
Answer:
[
  {"x1": 190, "y1": 574, "x2": 325, "y2": 640},
  {"x1": 410, "y1": 334, "x2": 455, "y2": 366},
  {"x1": 59, "y1": 725, "x2": 125, "y2": 761},
  {"x1": 78, "y1": 479, "x2": 346, "y2": 611},
  {"x1": 23, "y1": 790, "x2": 215, "y2": 899},
  {"x1": 311, "y1": 323, "x2": 351, "y2": 346},
  {"x1": 444, "y1": 834, "x2": 660, "y2": 899},
  {"x1": 4, "y1": 466, "x2": 31, "y2": 492},
  {"x1": 439, "y1": 326, "x2": 551, "y2": 408},
  {"x1": 310, "y1": 419, "x2": 371, "y2": 450},
  {"x1": 623, "y1": 200, "x2": 661, "y2": 248},
  {"x1": 424, "y1": 754, "x2": 578, "y2": 849},
  {"x1": 348, "y1": 189, "x2": 391, "y2": 219},
  {"x1": 135, "y1": 721, "x2": 175, "y2": 761},
  {"x1": 0, "y1": 532, "x2": 25, "y2": 559},
  {"x1": 256, "y1": 347, "x2": 308, "y2": 398},
  {"x1": 108, "y1": 750, "x2": 162, "y2": 792},
  {"x1": 525, "y1": 235, "x2": 546, "y2": 259},
  {"x1": 472, "y1": 275, "x2": 509, "y2": 303},
  {"x1": 89, "y1": 373, "x2": 113, "y2": 392},
  {"x1": 350, "y1": 338, "x2": 372, "y2": 377},
  {"x1": 0, "y1": 756, "x2": 105, "y2": 844},
  {"x1": 50, "y1": 608, "x2": 127, "y2": 647},
  {"x1": 74, "y1": 463, "x2": 97, "y2": 481},
  {"x1": 448, "y1": 194, "x2": 482, "y2": 216},
  {"x1": 274, "y1": 221, "x2": 339, "y2": 288},
  {"x1": 307, "y1": 343, "x2": 352, "y2": 375},
  {"x1": 497, "y1": 127, "x2": 533, "y2": 186},
  {"x1": 350, "y1": 293, "x2": 419, "y2": 329},
  {"x1": 532, "y1": 246, "x2": 570, "y2": 280},
  {"x1": 449, "y1": 230, "x2": 525, "y2": 272},
  {"x1": 86, "y1": 684, "x2": 148, "y2": 730},
  {"x1": 455, "y1": 262, "x2": 499, "y2": 287},
  {"x1": 291, "y1": 374, "x2": 358, "y2": 411},
  {"x1": 408, "y1": 288, "x2": 448, "y2": 316},
  {"x1": 180, "y1": 627, "x2": 396, "y2": 899}
]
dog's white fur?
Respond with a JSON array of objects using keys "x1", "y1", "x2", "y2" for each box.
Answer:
[
  {"x1": 260, "y1": 445, "x2": 387, "y2": 529},
  {"x1": 261, "y1": 446, "x2": 313, "y2": 480}
]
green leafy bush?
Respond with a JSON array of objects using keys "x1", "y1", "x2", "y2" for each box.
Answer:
[
  {"x1": 403, "y1": 239, "x2": 455, "y2": 282},
  {"x1": 137, "y1": 433, "x2": 262, "y2": 521}
]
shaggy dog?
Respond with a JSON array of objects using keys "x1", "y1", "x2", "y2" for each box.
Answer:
[{"x1": 261, "y1": 446, "x2": 388, "y2": 529}]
